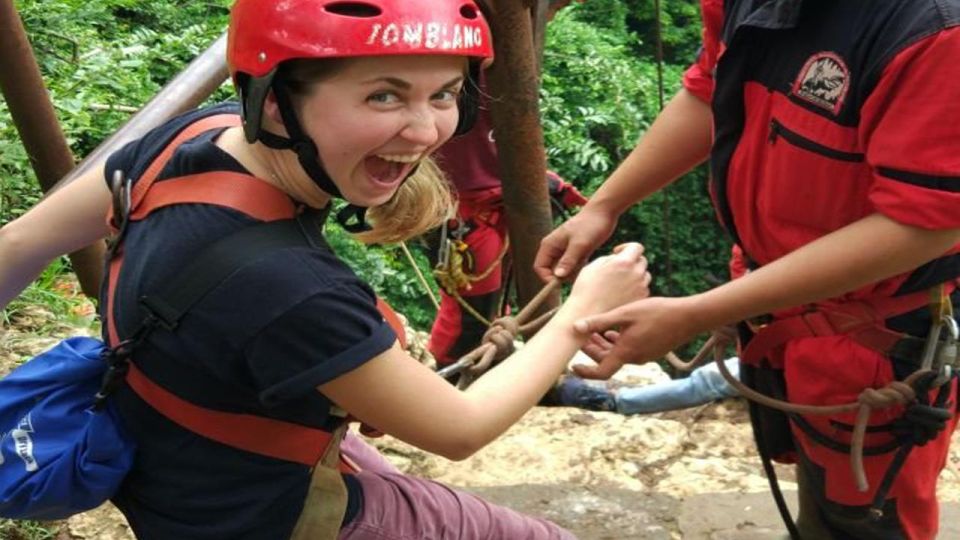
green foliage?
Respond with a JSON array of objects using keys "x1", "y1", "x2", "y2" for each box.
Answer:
[
  {"x1": 1, "y1": 0, "x2": 232, "y2": 227},
  {"x1": 573, "y1": 0, "x2": 703, "y2": 64},
  {"x1": 21, "y1": 0, "x2": 232, "y2": 157},
  {"x1": 540, "y1": 8, "x2": 650, "y2": 190},
  {"x1": 622, "y1": 0, "x2": 703, "y2": 65},
  {"x1": 0, "y1": 519, "x2": 58, "y2": 540},
  {"x1": 542, "y1": 5, "x2": 729, "y2": 297},
  {"x1": 1, "y1": 258, "x2": 97, "y2": 330},
  {"x1": 0, "y1": 120, "x2": 38, "y2": 223},
  {"x1": 325, "y1": 224, "x2": 439, "y2": 331}
]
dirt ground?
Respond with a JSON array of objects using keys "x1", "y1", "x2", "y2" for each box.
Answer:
[{"x1": 3, "y1": 303, "x2": 960, "y2": 539}]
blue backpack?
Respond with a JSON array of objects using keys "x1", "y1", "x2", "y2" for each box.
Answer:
[
  {"x1": 0, "y1": 216, "x2": 337, "y2": 520},
  {"x1": 0, "y1": 337, "x2": 133, "y2": 519}
]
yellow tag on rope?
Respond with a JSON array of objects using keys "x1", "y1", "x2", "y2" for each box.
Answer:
[{"x1": 932, "y1": 283, "x2": 954, "y2": 321}]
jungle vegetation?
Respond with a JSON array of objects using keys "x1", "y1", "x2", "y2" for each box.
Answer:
[{"x1": 0, "y1": 0, "x2": 724, "y2": 334}]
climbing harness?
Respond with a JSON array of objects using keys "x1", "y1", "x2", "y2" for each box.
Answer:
[
  {"x1": 675, "y1": 282, "x2": 959, "y2": 535},
  {"x1": 99, "y1": 112, "x2": 412, "y2": 539},
  {"x1": 431, "y1": 213, "x2": 512, "y2": 328}
]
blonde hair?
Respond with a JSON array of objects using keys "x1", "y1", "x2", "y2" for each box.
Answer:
[{"x1": 353, "y1": 157, "x2": 455, "y2": 245}]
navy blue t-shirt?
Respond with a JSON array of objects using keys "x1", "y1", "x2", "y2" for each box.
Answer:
[{"x1": 102, "y1": 103, "x2": 395, "y2": 539}]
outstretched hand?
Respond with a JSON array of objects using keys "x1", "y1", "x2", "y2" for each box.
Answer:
[
  {"x1": 581, "y1": 330, "x2": 620, "y2": 365},
  {"x1": 572, "y1": 296, "x2": 703, "y2": 380},
  {"x1": 534, "y1": 206, "x2": 618, "y2": 282}
]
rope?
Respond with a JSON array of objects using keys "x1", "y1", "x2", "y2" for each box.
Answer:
[
  {"x1": 398, "y1": 241, "x2": 439, "y2": 311},
  {"x1": 669, "y1": 321, "x2": 950, "y2": 498},
  {"x1": 433, "y1": 237, "x2": 511, "y2": 292},
  {"x1": 432, "y1": 236, "x2": 511, "y2": 328},
  {"x1": 451, "y1": 291, "x2": 494, "y2": 327},
  {"x1": 436, "y1": 279, "x2": 562, "y2": 387},
  {"x1": 701, "y1": 331, "x2": 948, "y2": 499},
  {"x1": 663, "y1": 326, "x2": 737, "y2": 372}
]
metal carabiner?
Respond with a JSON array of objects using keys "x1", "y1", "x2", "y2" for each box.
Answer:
[
  {"x1": 932, "y1": 315, "x2": 959, "y2": 387},
  {"x1": 920, "y1": 315, "x2": 945, "y2": 372},
  {"x1": 437, "y1": 219, "x2": 451, "y2": 270},
  {"x1": 106, "y1": 170, "x2": 133, "y2": 259},
  {"x1": 110, "y1": 169, "x2": 131, "y2": 228}
]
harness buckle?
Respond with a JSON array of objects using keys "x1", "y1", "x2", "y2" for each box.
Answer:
[
  {"x1": 933, "y1": 316, "x2": 959, "y2": 387},
  {"x1": 106, "y1": 170, "x2": 132, "y2": 258},
  {"x1": 109, "y1": 169, "x2": 131, "y2": 230}
]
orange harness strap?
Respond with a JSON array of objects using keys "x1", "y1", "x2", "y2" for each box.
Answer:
[
  {"x1": 106, "y1": 113, "x2": 403, "y2": 468},
  {"x1": 125, "y1": 365, "x2": 332, "y2": 466},
  {"x1": 129, "y1": 114, "x2": 241, "y2": 211},
  {"x1": 742, "y1": 281, "x2": 959, "y2": 367}
]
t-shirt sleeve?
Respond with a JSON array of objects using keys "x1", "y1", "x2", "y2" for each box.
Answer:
[
  {"x1": 862, "y1": 26, "x2": 960, "y2": 230},
  {"x1": 102, "y1": 103, "x2": 241, "y2": 190},
  {"x1": 244, "y1": 279, "x2": 398, "y2": 405},
  {"x1": 103, "y1": 137, "x2": 144, "y2": 189},
  {"x1": 682, "y1": 0, "x2": 724, "y2": 104}
]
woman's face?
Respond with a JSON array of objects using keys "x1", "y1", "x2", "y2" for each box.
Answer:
[{"x1": 297, "y1": 55, "x2": 466, "y2": 207}]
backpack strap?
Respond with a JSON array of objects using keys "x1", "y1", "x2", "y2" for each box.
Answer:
[
  {"x1": 127, "y1": 219, "x2": 337, "y2": 466},
  {"x1": 103, "y1": 112, "x2": 404, "y2": 467}
]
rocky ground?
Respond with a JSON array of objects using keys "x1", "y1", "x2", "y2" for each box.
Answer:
[{"x1": 2, "y1": 298, "x2": 960, "y2": 539}]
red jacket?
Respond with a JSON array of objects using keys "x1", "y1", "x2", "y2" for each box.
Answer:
[{"x1": 685, "y1": 0, "x2": 960, "y2": 317}]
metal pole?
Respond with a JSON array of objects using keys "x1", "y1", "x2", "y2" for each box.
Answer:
[
  {"x1": 0, "y1": 0, "x2": 103, "y2": 296},
  {"x1": 486, "y1": 0, "x2": 559, "y2": 313}
]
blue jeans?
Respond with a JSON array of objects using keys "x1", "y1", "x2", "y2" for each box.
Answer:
[{"x1": 615, "y1": 358, "x2": 740, "y2": 415}]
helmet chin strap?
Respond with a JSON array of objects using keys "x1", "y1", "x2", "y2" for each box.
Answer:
[{"x1": 258, "y1": 83, "x2": 373, "y2": 233}]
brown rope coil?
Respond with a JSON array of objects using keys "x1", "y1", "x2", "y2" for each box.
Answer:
[{"x1": 689, "y1": 331, "x2": 940, "y2": 493}]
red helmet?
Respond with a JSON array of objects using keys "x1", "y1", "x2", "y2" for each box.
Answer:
[
  {"x1": 228, "y1": 0, "x2": 493, "y2": 78},
  {"x1": 225, "y1": 0, "x2": 494, "y2": 229},
  {"x1": 228, "y1": 0, "x2": 494, "y2": 143}
]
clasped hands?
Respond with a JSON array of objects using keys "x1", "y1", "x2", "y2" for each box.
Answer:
[{"x1": 551, "y1": 242, "x2": 705, "y2": 381}]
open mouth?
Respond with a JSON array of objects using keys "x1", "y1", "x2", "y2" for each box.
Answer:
[{"x1": 364, "y1": 153, "x2": 421, "y2": 187}]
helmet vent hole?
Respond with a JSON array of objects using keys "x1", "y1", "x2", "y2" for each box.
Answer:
[
  {"x1": 324, "y1": 2, "x2": 382, "y2": 17},
  {"x1": 460, "y1": 4, "x2": 479, "y2": 19}
]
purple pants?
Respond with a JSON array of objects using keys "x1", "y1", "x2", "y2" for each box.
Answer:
[{"x1": 338, "y1": 433, "x2": 576, "y2": 540}]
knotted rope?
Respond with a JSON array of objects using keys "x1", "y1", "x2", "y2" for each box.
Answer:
[
  {"x1": 432, "y1": 238, "x2": 511, "y2": 327},
  {"x1": 675, "y1": 330, "x2": 949, "y2": 501},
  {"x1": 436, "y1": 279, "x2": 561, "y2": 388},
  {"x1": 663, "y1": 326, "x2": 737, "y2": 372}
]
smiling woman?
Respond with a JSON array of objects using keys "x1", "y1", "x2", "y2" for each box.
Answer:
[
  {"x1": 0, "y1": 0, "x2": 655, "y2": 539},
  {"x1": 275, "y1": 54, "x2": 465, "y2": 213},
  {"x1": 257, "y1": 54, "x2": 465, "y2": 244}
]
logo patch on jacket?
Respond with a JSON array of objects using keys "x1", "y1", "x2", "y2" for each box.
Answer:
[{"x1": 792, "y1": 52, "x2": 849, "y2": 115}]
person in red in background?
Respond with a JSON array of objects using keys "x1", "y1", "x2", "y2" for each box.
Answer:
[
  {"x1": 427, "y1": 93, "x2": 586, "y2": 366},
  {"x1": 535, "y1": 1, "x2": 960, "y2": 538},
  {"x1": 427, "y1": 0, "x2": 587, "y2": 367}
]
